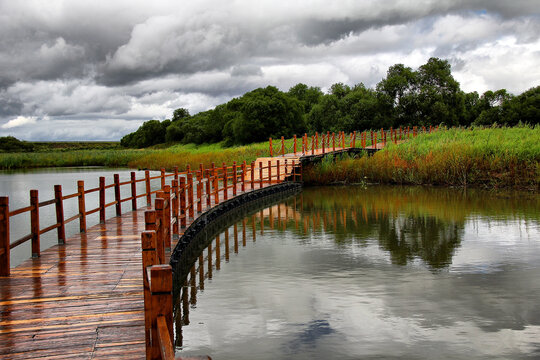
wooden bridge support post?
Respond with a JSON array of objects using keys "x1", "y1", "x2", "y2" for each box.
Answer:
[
  {"x1": 30, "y1": 190, "x2": 40, "y2": 258},
  {"x1": 54, "y1": 185, "x2": 65, "y2": 244},
  {"x1": 77, "y1": 180, "x2": 86, "y2": 233},
  {"x1": 187, "y1": 173, "x2": 194, "y2": 219},
  {"x1": 131, "y1": 172, "x2": 137, "y2": 210},
  {"x1": 114, "y1": 174, "x2": 122, "y2": 216},
  {"x1": 179, "y1": 178, "x2": 186, "y2": 228},
  {"x1": 0, "y1": 197, "x2": 10, "y2": 276},
  {"x1": 145, "y1": 170, "x2": 151, "y2": 206},
  {"x1": 232, "y1": 162, "x2": 237, "y2": 196}
]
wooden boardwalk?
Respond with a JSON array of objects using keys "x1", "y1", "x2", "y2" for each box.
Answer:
[
  {"x1": 0, "y1": 180, "x2": 284, "y2": 359},
  {"x1": 1, "y1": 128, "x2": 413, "y2": 358}
]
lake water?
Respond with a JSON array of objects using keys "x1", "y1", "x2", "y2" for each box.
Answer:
[
  {"x1": 174, "y1": 186, "x2": 540, "y2": 360},
  {"x1": 0, "y1": 167, "x2": 162, "y2": 267}
]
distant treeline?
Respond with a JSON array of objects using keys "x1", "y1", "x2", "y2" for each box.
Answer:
[
  {"x1": 120, "y1": 57, "x2": 540, "y2": 148},
  {"x1": 0, "y1": 137, "x2": 121, "y2": 153}
]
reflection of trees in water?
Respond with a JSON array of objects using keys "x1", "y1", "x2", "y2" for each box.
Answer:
[
  {"x1": 377, "y1": 214, "x2": 463, "y2": 269},
  {"x1": 173, "y1": 185, "x2": 537, "y2": 348}
]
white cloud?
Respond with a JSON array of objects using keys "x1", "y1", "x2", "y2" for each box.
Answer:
[{"x1": 2, "y1": 116, "x2": 37, "y2": 129}]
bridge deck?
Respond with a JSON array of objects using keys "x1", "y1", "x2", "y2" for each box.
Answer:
[{"x1": 0, "y1": 147, "x2": 377, "y2": 359}]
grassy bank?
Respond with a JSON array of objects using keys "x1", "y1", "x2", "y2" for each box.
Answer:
[
  {"x1": 303, "y1": 126, "x2": 540, "y2": 189},
  {"x1": 0, "y1": 141, "x2": 270, "y2": 170}
]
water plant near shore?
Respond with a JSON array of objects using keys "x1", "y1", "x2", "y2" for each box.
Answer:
[{"x1": 303, "y1": 126, "x2": 540, "y2": 189}]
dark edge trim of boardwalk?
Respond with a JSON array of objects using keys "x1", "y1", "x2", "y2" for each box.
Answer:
[{"x1": 169, "y1": 181, "x2": 302, "y2": 276}]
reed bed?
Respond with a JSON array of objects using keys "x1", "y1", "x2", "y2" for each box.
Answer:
[{"x1": 304, "y1": 126, "x2": 540, "y2": 189}]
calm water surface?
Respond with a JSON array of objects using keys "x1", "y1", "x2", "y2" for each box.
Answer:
[
  {"x1": 0, "y1": 167, "x2": 161, "y2": 266},
  {"x1": 174, "y1": 186, "x2": 540, "y2": 359}
]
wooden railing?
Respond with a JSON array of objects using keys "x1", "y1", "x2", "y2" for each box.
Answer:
[
  {"x1": 0, "y1": 160, "x2": 302, "y2": 277},
  {"x1": 269, "y1": 125, "x2": 438, "y2": 157},
  {"x1": 141, "y1": 160, "x2": 301, "y2": 359}
]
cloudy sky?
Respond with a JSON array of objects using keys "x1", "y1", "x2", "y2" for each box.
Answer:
[{"x1": 0, "y1": 0, "x2": 539, "y2": 141}]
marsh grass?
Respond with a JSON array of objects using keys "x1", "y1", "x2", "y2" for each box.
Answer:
[{"x1": 304, "y1": 126, "x2": 540, "y2": 189}]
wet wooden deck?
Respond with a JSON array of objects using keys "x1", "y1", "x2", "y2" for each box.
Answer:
[{"x1": 0, "y1": 180, "x2": 284, "y2": 359}]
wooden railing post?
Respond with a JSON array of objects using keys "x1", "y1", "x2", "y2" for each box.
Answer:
[
  {"x1": 162, "y1": 186, "x2": 171, "y2": 250},
  {"x1": 77, "y1": 180, "x2": 86, "y2": 233},
  {"x1": 155, "y1": 197, "x2": 165, "y2": 264},
  {"x1": 250, "y1": 161, "x2": 255, "y2": 190},
  {"x1": 196, "y1": 171, "x2": 202, "y2": 213},
  {"x1": 315, "y1": 132, "x2": 319, "y2": 153},
  {"x1": 131, "y1": 172, "x2": 137, "y2": 210},
  {"x1": 141, "y1": 230, "x2": 157, "y2": 360},
  {"x1": 222, "y1": 163, "x2": 228, "y2": 200},
  {"x1": 160, "y1": 168, "x2": 166, "y2": 190},
  {"x1": 99, "y1": 177, "x2": 106, "y2": 223},
  {"x1": 149, "y1": 265, "x2": 173, "y2": 360},
  {"x1": 54, "y1": 185, "x2": 65, "y2": 245},
  {"x1": 171, "y1": 179, "x2": 179, "y2": 237},
  {"x1": 281, "y1": 136, "x2": 285, "y2": 156},
  {"x1": 232, "y1": 162, "x2": 237, "y2": 196},
  {"x1": 145, "y1": 170, "x2": 151, "y2": 206},
  {"x1": 293, "y1": 135, "x2": 297, "y2": 155},
  {"x1": 268, "y1": 160, "x2": 272, "y2": 184},
  {"x1": 269, "y1": 137, "x2": 273, "y2": 157},
  {"x1": 114, "y1": 174, "x2": 121, "y2": 216},
  {"x1": 276, "y1": 160, "x2": 280, "y2": 182},
  {"x1": 322, "y1": 134, "x2": 325, "y2": 153},
  {"x1": 352, "y1": 131, "x2": 356, "y2": 147},
  {"x1": 179, "y1": 178, "x2": 186, "y2": 228},
  {"x1": 174, "y1": 166, "x2": 179, "y2": 183},
  {"x1": 205, "y1": 170, "x2": 211, "y2": 207},
  {"x1": 187, "y1": 173, "x2": 194, "y2": 219},
  {"x1": 332, "y1": 132, "x2": 335, "y2": 151},
  {"x1": 311, "y1": 135, "x2": 315, "y2": 155},
  {"x1": 259, "y1": 161, "x2": 263, "y2": 188},
  {"x1": 30, "y1": 190, "x2": 40, "y2": 258},
  {"x1": 0, "y1": 197, "x2": 9, "y2": 276},
  {"x1": 213, "y1": 169, "x2": 219, "y2": 204},
  {"x1": 241, "y1": 161, "x2": 246, "y2": 192}
]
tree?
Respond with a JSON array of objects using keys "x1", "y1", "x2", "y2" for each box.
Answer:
[
  {"x1": 120, "y1": 119, "x2": 168, "y2": 148},
  {"x1": 172, "y1": 108, "x2": 190, "y2": 123},
  {"x1": 0, "y1": 136, "x2": 34, "y2": 152}
]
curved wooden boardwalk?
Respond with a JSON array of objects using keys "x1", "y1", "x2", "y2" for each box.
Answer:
[{"x1": 1, "y1": 127, "x2": 424, "y2": 358}]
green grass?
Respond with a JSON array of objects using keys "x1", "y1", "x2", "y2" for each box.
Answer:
[
  {"x1": 0, "y1": 141, "x2": 272, "y2": 171},
  {"x1": 303, "y1": 126, "x2": 540, "y2": 189}
]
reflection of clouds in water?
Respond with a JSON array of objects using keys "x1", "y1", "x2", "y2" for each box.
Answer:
[{"x1": 178, "y1": 186, "x2": 540, "y2": 359}]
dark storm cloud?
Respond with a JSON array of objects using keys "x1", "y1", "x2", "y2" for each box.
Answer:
[{"x1": 0, "y1": 0, "x2": 538, "y2": 140}]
